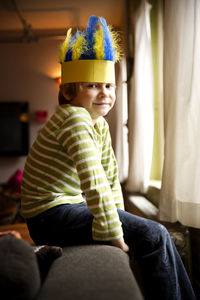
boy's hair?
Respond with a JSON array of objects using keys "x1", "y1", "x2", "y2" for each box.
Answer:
[{"x1": 58, "y1": 83, "x2": 79, "y2": 105}]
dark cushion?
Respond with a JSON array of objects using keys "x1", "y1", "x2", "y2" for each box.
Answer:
[
  {"x1": 37, "y1": 245, "x2": 144, "y2": 300},
  {"x1": 0, "y1": 235, "x2": 41, "y2": 300}
]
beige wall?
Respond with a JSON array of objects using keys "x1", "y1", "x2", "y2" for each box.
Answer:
[{"x1": 0, "y1": 39, "x2": 61, "y2": 182}]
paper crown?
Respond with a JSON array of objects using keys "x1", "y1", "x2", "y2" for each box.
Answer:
[{"x1": 59, "y1": 16, "x2": 121, "y2": 84}]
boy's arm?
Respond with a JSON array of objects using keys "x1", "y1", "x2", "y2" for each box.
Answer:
[
  {"x1": 101, "y1": 122, "x2": 124, "y2": 210},
  {"x1": 57, "y1": 112, "x2": 123, "y2": 242}
]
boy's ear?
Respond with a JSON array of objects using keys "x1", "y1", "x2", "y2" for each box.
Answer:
[
  {"x1": 60, "y1": 86, "x2": 71, "y2": 102},
  {"x1": 58, "y1": 87, "x2": 71, "y2": 105}
]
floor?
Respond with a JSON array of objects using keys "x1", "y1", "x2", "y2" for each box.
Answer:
[{"x1": 0, "y1": 222, "x2": 34, "y2": 245}]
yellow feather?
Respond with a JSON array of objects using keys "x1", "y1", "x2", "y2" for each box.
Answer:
[
  {"x1": 108, "y1": 25, "x2": 122, "y2": 62},
  {"x1": 58, "y1": 28, "x2": 72, "y2": 63},
  {"x1": 71, "y1": 33, "x2": 87, "y2": 60},
  {"x1": 94, "y1": 24, "x2": 105, "y2": 60}
]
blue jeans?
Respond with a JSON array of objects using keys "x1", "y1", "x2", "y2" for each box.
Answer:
[{"x1": 27, "y1": 203, "x2": 196, "y2": 300}]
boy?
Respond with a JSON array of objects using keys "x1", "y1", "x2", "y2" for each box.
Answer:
[{"x1": 21, "y1": 16, "x2": 196, "y2": 299}]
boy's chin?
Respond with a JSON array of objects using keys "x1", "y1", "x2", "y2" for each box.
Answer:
[{"x1": 96, "y1": 107, "x2": 111, "y2": 117}]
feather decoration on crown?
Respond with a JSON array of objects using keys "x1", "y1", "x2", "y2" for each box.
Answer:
[
  {"x1": 59, "y1": 15, "x2": 121, "y2": 63},
  {"x1": 99, "y1": 17, "x2": 115, "y2": 61},
  {"x1": 62, "y1": 17, "x2": 98, "y2": 62},
  {"x1": 64, "y1": 30, "x2": 83, "y2": 61},
  {"x1": 71, "y1": 31, "x2": 87, "y2": 60},
  {"x1": 82, "y1": 16, "x2": 99, "y2": 59},
  {"x1": 93, "y1": 24, "x2": 104, "y2": 60},
  {"x1": 108, "y1": 25, "x2": 121, "y2": 62},
  {"x1": 65, "y1": 48, "x2": 72, "y2": 61},
  {"x1": 58, "y1": 28, "x2": 72, "y2": 63}
]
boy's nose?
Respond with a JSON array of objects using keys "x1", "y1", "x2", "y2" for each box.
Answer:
[{"x1": 99, "y1": 85, "x2": 108, "y2": 96}]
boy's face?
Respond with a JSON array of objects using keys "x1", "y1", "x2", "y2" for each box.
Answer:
[{"x1": 70, "y1": 82, "x2": 116, "y2": 124}]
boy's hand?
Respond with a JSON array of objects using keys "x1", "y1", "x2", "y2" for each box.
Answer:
[{"x1": 110, "y1": 238, "x2": 129, "y2": 253}]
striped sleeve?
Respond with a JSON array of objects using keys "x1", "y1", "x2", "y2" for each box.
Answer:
[
  {"x1": 101, "y1": 121, "x2": 124, "y2": 210},
  {"x1": 56, "y1": 110, "x2": 123, "y2": 241}
]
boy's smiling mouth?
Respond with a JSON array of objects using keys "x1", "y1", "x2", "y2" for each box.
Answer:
[{"x1": 94, "y1": 102, "x2": 110, "y2": 106}]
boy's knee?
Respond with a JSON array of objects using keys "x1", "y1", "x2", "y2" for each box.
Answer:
[
  {"x1": 135, "y1": 221, "x2": 169, "y2": 256},
  {"x1": 153, "y1": 222, "x2": 168, "y2": 235},
  {"x1": 147, "y1": 221, "x2": 169, "y2": 243}
]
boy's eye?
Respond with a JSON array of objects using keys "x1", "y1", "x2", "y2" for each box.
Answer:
[
  {"x1": 105, "y1": 84, "x2": 115, "y2": 89},
  {"x1": 87, "y1": 84, "x2": 97, "y2": 88},
  {"x1": 86, "y1": 83, "x2": 115, "y2": 89}
]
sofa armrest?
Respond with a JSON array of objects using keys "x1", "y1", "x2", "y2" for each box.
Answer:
[{"x1": 0, "y1": 236, "x2": 41, "y2": 300}]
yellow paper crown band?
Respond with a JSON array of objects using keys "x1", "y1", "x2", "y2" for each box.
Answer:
[{"x1": 61, "y1": 60, "x2": 115, "y2": 84}]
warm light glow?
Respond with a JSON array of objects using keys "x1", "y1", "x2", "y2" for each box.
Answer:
[
  {"x1": 56, "y1": 76, "x2": 61, "y2": 85},
  {"x1": 50, "y1": 69, "x2": 61, "y2": 85}
]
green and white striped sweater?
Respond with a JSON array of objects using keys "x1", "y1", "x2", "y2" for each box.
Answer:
[{"x1": 21, "y1": 105, "x2": 124, "y2": 241}]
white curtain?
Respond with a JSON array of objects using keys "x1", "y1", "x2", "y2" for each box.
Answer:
[
  {"x1": 106, "y1": 58, "x2": 128, "y2": 183},
  {"x1": 125, "y1": 0, "x2": 154, "y2": 194},
  {"x1": 159, "y1": 0, "x2": 200, "y2": 228}
]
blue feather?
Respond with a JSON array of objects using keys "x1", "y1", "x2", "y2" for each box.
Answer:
[
  {"x1": 83, "y1": 16, "x2": 99, "y2": 59},
  {"x1": 86, "y1": 16, "x2": 99, "y2": 34},
  {"x1": 100, "y1": 17, "x2": 114, "y2": 61},
  {"x1": 64, "y1": 49, "x2": 72, "y2": 61}
]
